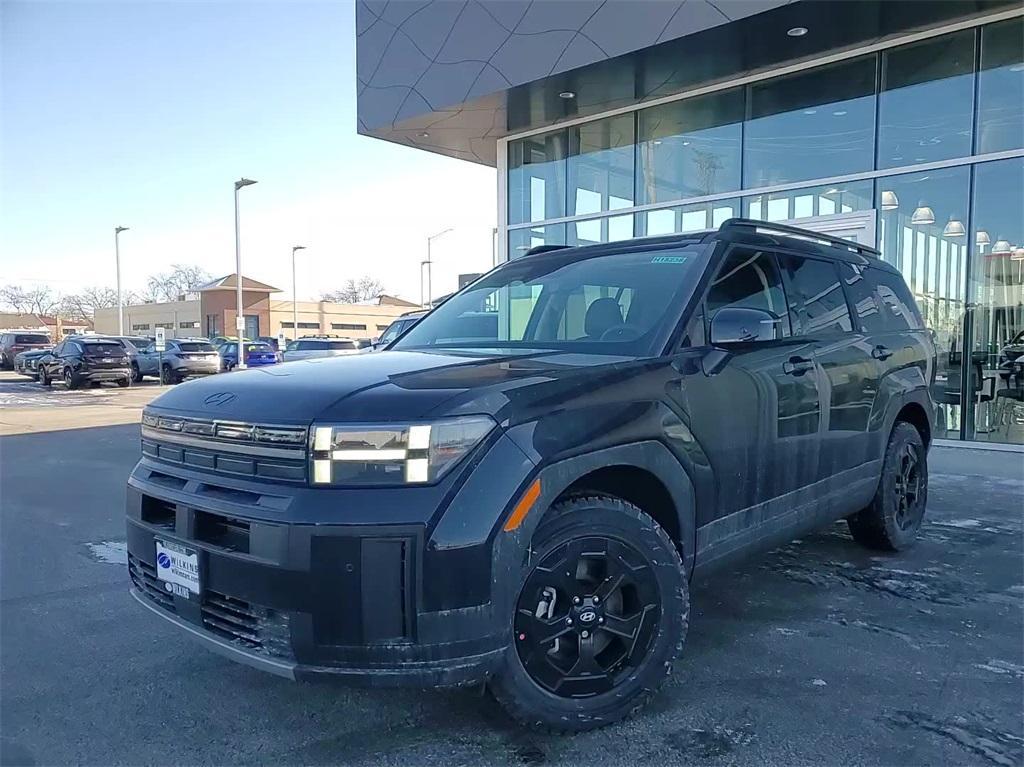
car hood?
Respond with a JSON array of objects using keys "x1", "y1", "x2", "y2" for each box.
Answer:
[{"x1": 146, "y1": 348, "x2": 637, "y2": 424}]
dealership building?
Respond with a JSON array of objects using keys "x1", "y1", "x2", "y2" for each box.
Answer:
[{"x1": 356, "y1": 0, "x2": 1023, "y2": 446}]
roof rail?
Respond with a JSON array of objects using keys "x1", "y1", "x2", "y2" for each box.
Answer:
[
  {"x1": 718, "y1": 217, "x2": 879, "y2": 258},
  {"x1": 524, "y1": 244, "x2": 571, "y2": 256}
]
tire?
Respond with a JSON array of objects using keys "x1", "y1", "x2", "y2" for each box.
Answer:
[
  {"x1": 40, "y1": 368, "x2": 51, "y2": 387},
  {"x1": 848, "y1": 421, "x2": 928, "y2": 551},
  {"x1": 130, "y1": 362, "x2": 142, "y2": 383},
  {"x1": 160, "y1": 365, "x2": 176, "y2": 385},
  {"x1": 64, "y1": 368, "x2": 78, "y2": 390},
  {"x1": 117, "y1": 376, "x2": 131, "y2": 388},
  {"x1": 488, "y1": 495, "x2": 688, "y2": 733}
]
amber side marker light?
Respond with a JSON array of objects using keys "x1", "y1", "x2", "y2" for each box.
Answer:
[{"x1": 504, "y1": 478, "x2": 542, "y2": 532}]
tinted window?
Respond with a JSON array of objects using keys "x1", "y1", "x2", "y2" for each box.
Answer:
[
  {"x1": 82, "y1": 342, "x2": 125, "y2": 355},
  {"x1": 177, "y1": 342, "x2": 215, "y2": 352},
  {"x1": 706, "y1": 248, "x2": 791, "y2": 337},
  {"x1": 841, "y1": 263, "x2": 889, "y2": 334},
  {"x1": 874, "y1": 270, "x2": 923, "y2": 330},
  {"x1": 327, "y1": 341, "x2": 358, "y2": 350},
  {"x1": 246, "y1": 343, "x2": 272, "y2": 352},
  {"x1": 396, "y1": 246, "x2": 706, "y2": 355},
  {"x1": 14, "y1": 334, "x2": 49, "y2": 344},
  {"x1": 379, "y1": 322, "x2": 402, "y2": 344},
  {"x1": 779, "y1": 256, "x2": 853, "y2": 335}
]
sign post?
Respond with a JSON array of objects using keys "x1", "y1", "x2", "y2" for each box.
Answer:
[{"x1": 155, "y1": 327, "x2": 166, "y2": 384}]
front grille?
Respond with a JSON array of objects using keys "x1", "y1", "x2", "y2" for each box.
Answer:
[
  {"x1": 128, "y1": 554, "x2": 175, "y2": 613},
  {"x1": 201, "y1": 590, "x2": 291, "y2": 658},
  {"x1": 141, "y1": 415, "x2": 308, "y2": 483}
]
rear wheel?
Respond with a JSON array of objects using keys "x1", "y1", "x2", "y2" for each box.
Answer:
[
  {"x1": 848, "y1": 421, "x2": 928, "y2": 551},
  {"x1": 488, "y1": 495, "x2": 688, "y2": 733},
  {"x1": 130, "y1": 362, "x2": 142, "y2": 383},
  {"x1": 63, "y1": 368, "x2": 78, "y2": 390},
  {"x1": 160, "y1": 364, "x2": 176, "y2": 385}
]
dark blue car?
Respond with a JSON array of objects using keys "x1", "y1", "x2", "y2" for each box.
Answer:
[{"x1": 218, "y1": 341, "x2": 278, "y2": 371}]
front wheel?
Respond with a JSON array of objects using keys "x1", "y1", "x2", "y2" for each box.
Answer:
[
  {"x1": 848, "y1": 421, "x2": 928, "y2": 551},
  {"x1": 117, "y1": 376, "x2": 131, "y2": 388},
  {"x1": 488, "y1": 495, "x2": 688, "y2": 733},
  {"x1": 40, "y1": 368, "x2": 51, "y2": 387}
]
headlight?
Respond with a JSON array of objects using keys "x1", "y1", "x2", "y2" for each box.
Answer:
[{"x1": 310, "y1": 416, "x2": 495, "y2": 486}]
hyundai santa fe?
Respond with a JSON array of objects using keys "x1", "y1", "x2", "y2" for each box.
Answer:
[{"x1": 126, "y1": 219, "x2": 936, "y2": 731}]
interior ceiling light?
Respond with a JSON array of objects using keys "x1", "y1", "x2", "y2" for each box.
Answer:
[
  {"x1": 881, "y1": 190, "x2": 899, "y2": 210},
  {"x1": 942, "y1": 217, "x2": 966, "y2": 238},
  {"x1": 787, "y1": 26, "x2": 808, "y2": 37},
  {"x1": 911, "y1": 202, "x2": 935, "y2": 226},
  {"x1": 992, "y1": 238, "x2": 1012, "y2": 255},
  {"x1": 558, "y1": 91, "x2": 575, "y2": 99},
  {"x1": 976, "y1": 230, "x2": 991, "y2": 246}
]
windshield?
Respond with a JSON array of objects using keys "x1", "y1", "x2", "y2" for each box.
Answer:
[
  {"x1": 394, "y1": 245, "x2": 707, "y2": 355},
  {"x1": 246, "y1": 343, "x2": 272, "y2": 352}
]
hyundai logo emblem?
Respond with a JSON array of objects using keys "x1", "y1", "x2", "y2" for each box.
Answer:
[
  {"x1": 204, "y1": 392, "x2": 237, "y2": 407},
  {"x1": 578, "y1": 609, "x2": 597, "y2": 624},
  {"x1": 156, "y1": 552, "x2": 172, "y2": 569}
]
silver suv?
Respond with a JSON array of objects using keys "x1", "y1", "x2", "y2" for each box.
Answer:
[
  {"x1": 282, "y1": 337, "x2": 365, "y2": 362},
  {"x1": 134, "y1": 338, "x2": 221, "y2": 384}
]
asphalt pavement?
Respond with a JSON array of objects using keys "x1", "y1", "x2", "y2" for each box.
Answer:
[{"x1": 1, "y1": 421, "x2": 1021, "y2": 766}]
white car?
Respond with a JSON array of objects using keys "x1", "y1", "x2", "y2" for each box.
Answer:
[{"x1": 282, "y1": 338, "x2": 366, "y2": 362}]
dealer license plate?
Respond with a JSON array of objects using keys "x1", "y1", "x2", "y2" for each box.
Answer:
[{"x1": 155, "y1": 540, "x2": 200, "y2": 596}]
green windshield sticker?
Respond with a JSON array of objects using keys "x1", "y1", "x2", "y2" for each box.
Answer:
[{"x1": 651, "y1": 255, "x2": 687, "y2": 264}]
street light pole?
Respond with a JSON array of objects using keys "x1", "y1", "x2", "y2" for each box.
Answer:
[
  {"x1": 291, "y1": 245, "x2": 306, "y2": 340},
  {"x1": 234, "y1": 178, "x2": 257, "y2": 368},
  {"x1": 114, "y1": 226, "x2": 129, "y2": 335},
  {"x1": 425, "y1": 227, "x2": 454, "y2": 306}
]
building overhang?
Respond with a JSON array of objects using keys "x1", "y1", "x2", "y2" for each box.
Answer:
[{"x1": 356, "y1": 0, "x2": 1016, "y2": 166}]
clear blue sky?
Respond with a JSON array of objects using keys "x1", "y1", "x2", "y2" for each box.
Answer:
[{"x1": 0, "y1": 0, "x2": 496, "y2": 303}]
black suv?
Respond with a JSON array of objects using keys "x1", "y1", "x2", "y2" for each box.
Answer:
[
  {"x1": 126, "y1": 219, "x2": 935, "y2": 731},
  {"x1": 39, "y1": 336, "x2": 132, "y2": 388}
]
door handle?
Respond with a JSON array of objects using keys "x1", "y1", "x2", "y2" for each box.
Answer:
[
  {"x1": 871, "y1": 345, "x2": 894, "y2": 361},
  {"x1": 783, "y1": 356, "x2": 815, "y2": 376}
]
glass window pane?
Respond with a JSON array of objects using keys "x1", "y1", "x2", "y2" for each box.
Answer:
[
  {"x1": 636, "y1": 88, "x2": 743, "y2": 203},
  {"x1": 567, "y1": 114, "x2": 635, "y2": 219},
  {"x1": 968, "y1": 158, "x2": 1024, "y2": 444},
  {"x1": 977, "y1": 19, "x2": 1024, "y2": 154},
  {"x1": 744, "y1": 56, "x2": 876, "y2": 187},
  {"x1": 568, "y1": 214, "x2": 636, "y2": 246},
  {"x1": 743, "y1": 181, "x2": 874, "y2": 222},
  {"x1": 637, "y1": 199, "x2": 739, "y2": 237},
  {"x1": 876, "y1": 165, "x2": 970, "y2": 439},
  {"x1": 508, "y1": 130, "x2": 568, "y2": 225},
  {"x1": 508, "y1": 223, "x2": 566, "y2": 258},
  {"x1": 707, "y1": 248, "x2": 791, "y2": 338},
  {"x1": 877, "y1": 31, "x2": 975, "y2": 169},
  {"x1": 779, "y1": 256, "x2": 853, "y2": 335}
]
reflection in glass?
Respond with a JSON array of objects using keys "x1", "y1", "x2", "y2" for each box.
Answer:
[
  {"x1": 637, "y1": 199, "x2": 740, "y2": 237},
  {"x1": 878, "y1": 31, "x2": 975, "y2": 169},
  {"x1": 567, "y1": 114, "x2": 635, "y2": 219},
  {"x1": 744, "y1": 181, "x2": 874, "y2": 222},
  {"x1": 977, "y1": 19, "x2": 1024, "y2": 154},
  {"x1": 508, "y1": 130, "x2": 568, "y2": 225},
  {"x1": 744, "y1": 56, "x2": 876, "y2": 187},
  {"x1": 968, "y1": 158, "x2": 1024, "y2": 444},
  {"x1": 508, "y1": 223, "x2": 566, "y2": 259},
  {"x1": 636, "y1": 89, "x2": 743, "y2": 203},
  {"x1": 568, "y1": 214, "x2": 635, "y2": 247},
  {"x1": 876, "y1": 166, "x2": 970, "y2": 439}
]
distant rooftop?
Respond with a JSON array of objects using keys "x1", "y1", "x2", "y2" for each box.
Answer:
[{"x1": 196, "y1": 274, "x2": 281, "y2": 293}]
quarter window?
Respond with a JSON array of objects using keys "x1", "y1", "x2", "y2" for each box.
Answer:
[
  {"x1": 778, "y1": 256, "x2": 853, "y2": 335},
  {"x1": 706, "y1": 248, "x2": 791, "y2": 337}
]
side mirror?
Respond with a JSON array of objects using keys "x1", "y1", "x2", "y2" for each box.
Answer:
[{"x1": 710, "y1": 307, "x2": 783, "y2": 345}]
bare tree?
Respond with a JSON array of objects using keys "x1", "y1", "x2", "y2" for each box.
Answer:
[
  {"x1": 58, "y1": 287, "x2": 122, "y2": 321},
  {"x1": 144, "y1": 264, "x2": 212, "y2": 302},
  {"x1": 321, "y1": 276, "x2": 386, "y2": 304},
  {"x1": 0, "y1": 284, "x2": 60, "y2": 316}
]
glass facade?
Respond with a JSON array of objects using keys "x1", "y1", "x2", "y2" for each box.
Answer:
[{"x1": 505, "y1": 19, "x2": 1024, "y2": 443}]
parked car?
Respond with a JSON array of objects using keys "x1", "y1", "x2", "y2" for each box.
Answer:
[
  {"x1": 0, "y1": 332, "x2": 51, "y2": 369},
  {"x1": 218, "y1": 340, "x2": 278, "y2": 370},
  {"x1": 372, "y1": 310, "x2": 426, "y2": 350},
  {"x1": 134, "y1": 338, "x2": 221, "y2": 384},
  {"x1": 127, "y1": 218, "x2": 935, "y2": 732},
  {"x1": 282, "y1": 337, "x2": 364, "y2": 362},
  {"x1": 13, "y1": 347, "x2": 54, "y2": 378},
  {"x1": 39, "y1": 336, "x2": 131, "y2": 388}
]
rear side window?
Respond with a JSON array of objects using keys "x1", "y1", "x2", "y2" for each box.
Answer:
[
  {"x1": 15, "y1": 334, "x2": 49, "y2": 344},
  {"x1": 707, "y1": 247, "x2": 791, "y2": 337},
  {"x1": 841, "y1": 264, "x2": 922, "y2": 332},
  {"x1": 778, "y1": 255, "x2": 853, "y2": 336}
]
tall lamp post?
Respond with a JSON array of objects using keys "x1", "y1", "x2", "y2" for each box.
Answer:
[
  {"x1": 114, "y1": 226, "x2": 129, "y2": 335},
  {"x1": 291, "y1": 245, "x2": 306, "y2": 340},
  {"x1": 424, "y1": 227, "x2": 454, "y2": 306},
  {"x1": 233, "y1": 178, "x2": 257, "y2": 368}
]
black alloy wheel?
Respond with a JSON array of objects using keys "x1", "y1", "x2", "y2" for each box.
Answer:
[
  {"x1": 64, "y1": 368, "x2": 77, "y2": 390},
  {"x1": 489, "y1": 495, "x2": 687, "y2": 732},
  {"x1": 893, "y1": 442, "x2": 922, "y2": 531},
  {"x1": 513, "y1": 536, "x2": 660, "y2": 699},
  {"x1": 130, "y1": 362, "x2": 142, "y2": 383}
]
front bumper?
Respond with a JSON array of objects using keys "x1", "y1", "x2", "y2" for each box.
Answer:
[{"x1": 125, "y1": 430, "x2": 537, "y2": 686}]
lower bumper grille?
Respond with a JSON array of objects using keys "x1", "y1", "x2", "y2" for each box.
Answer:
[
  {"x1": 201, "y1": 590, "x2": 291, "y2": 659},
  {"x1": 128, "y1": 555, "x2": 175, "y2": 613}
]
